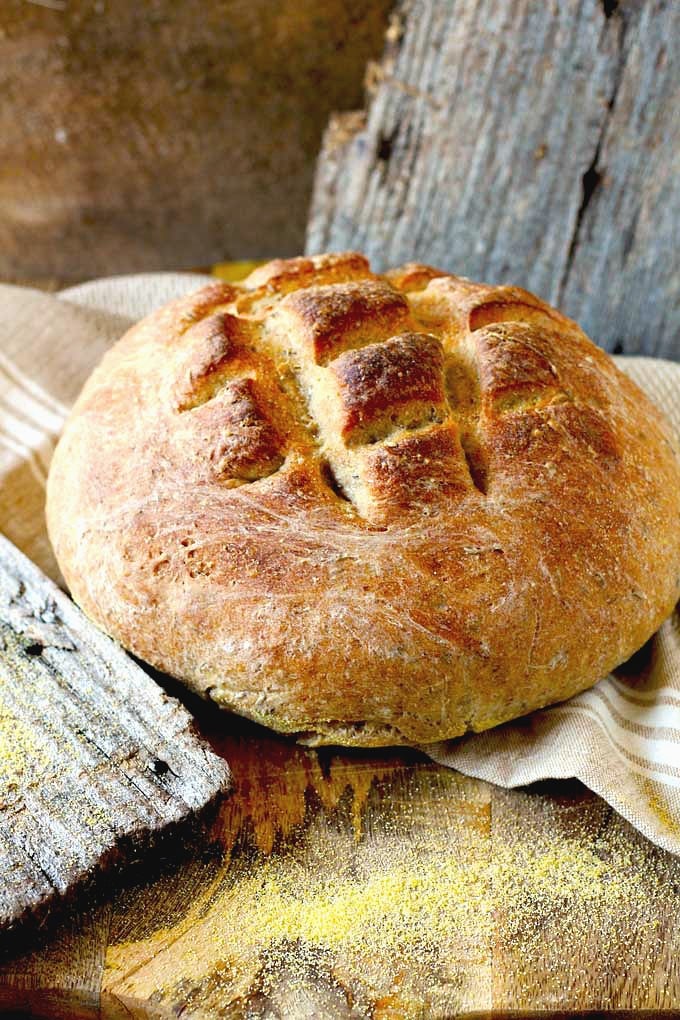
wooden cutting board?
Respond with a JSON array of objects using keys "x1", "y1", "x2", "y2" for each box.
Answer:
[{"x1": 2, "y1": 693, "x2": 680, "y2": 1018}]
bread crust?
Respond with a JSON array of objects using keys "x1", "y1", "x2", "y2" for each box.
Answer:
[{"x1": 46, "y1": 254, "x2": 680, "y2": 746}]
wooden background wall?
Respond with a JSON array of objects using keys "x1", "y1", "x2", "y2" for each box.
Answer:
[{"x1": 0, "y1": 0, "x2": 391, "y2": 287}]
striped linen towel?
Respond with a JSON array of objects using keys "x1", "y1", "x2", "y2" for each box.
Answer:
[{"x1": 1, "y1": 274, "x2": 679, "y2": 856}]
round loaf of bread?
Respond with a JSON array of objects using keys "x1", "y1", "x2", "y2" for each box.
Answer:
[{"x1": 46, "y1": 253, "x2": 680, "y2": 746}]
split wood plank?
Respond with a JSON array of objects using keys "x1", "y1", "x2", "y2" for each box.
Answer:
[
  {"x1": 0, "y1": 533, "x2": 231, "y2": 937},
  {"x1": 307, "y1": 0, "x2": 680, "y2": 360}
]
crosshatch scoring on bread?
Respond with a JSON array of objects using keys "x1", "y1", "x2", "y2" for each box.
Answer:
[{"x1": 46, "y1": 253, "x2": 680, "y2": 746}]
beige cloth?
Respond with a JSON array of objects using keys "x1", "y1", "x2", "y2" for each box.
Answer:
[{"x1": 2, "y1": 274, "x2": 680, "y2": 856}]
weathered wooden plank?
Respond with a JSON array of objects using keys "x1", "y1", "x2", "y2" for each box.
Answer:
[
  {"x1": 0, "y1": 533, "x2": 231, "y2": 937},
  {"x1": 559, "y1": 0, "x2": 680, "y2": 359},
  {"x1": 307, "y1": 0, "x2": 680, "y2": 360}
]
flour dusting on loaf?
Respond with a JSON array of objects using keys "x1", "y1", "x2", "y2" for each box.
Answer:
[{"x1": 46, "y1": 253, "x2": 680, "y2": 745}]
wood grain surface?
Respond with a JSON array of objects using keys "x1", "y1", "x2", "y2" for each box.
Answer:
[
  {"x1": 307, "y1": 0, "x2": 680, "y2": 361},
  {"x1": 2, "y1": 698, "x2": 680, "y2": 1018},
  {"x1": 0, "y1": 534, "x2": 231, "y2": 940}
]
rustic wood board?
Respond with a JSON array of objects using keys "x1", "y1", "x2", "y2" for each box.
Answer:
[
  {"x1": 1, "y1": 705, "x2": 680, "y2": 1017},
  {"x1": 0, "y1": 534, "x2": 231, "y2": 939},
  {"x1": 306, "y1": 0, "x2": 680, "y2": 361}
]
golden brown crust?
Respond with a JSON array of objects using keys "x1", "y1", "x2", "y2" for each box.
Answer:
[{"x1": 46, "y1": 253, "x2": 680, "y2": 746}]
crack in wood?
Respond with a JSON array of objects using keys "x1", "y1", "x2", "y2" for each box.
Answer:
[{"x1": 558, "y1": 3, "x2": 630, "y2": 303}]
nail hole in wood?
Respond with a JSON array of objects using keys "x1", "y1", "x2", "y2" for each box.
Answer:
[
  {"x1": 376, "y1": 127, "x2": 398, "y2": 164},
  {"x1": 25, "y1": 642, "x2": 44, "y2": 657}
]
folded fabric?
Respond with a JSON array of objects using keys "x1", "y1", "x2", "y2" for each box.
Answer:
[{"x1": 1, "y1": 273, "x2": 679, "y2": 855}]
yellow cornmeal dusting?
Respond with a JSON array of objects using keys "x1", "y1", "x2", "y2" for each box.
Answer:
[
  {"x1": 108, "y1": 805, "x2": 675, "y2": 1019},
  {"x1": 214, "y1": 834, "x2": 655, "y2": 957},
  {"x1": 213, "y1": 832, "x2": 666, "y2": 1014},
  {"x1": 0, "y1": 702, "x2": 48, "y2": 789},
  {"x1": 233, "y1": 856, "x2": 487, "y2": 950}
]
